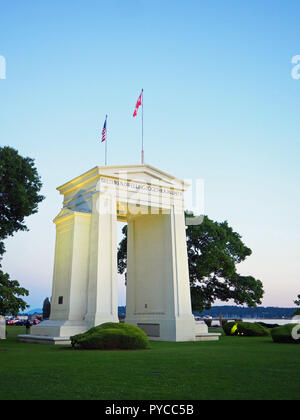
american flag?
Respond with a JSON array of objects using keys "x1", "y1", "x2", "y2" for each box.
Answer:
[{"x1": 101, "y1": 116, "x2": 107, "y2": 142}]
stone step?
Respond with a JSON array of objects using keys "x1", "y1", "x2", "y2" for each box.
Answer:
[
  {"x1": 19, "y1": 335, "x2": 71, "y2": 345},
  {"x1": 195, "y1": 333, "x2": 221, "y2": 342}
]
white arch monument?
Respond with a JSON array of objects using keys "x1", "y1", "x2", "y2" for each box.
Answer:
[{"x1": 20, "y1": 164, "x2": 220, "y2": 344}]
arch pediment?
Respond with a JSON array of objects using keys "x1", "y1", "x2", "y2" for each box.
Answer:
[{"x1": 57, "y1": 164, "x2": 188, "y2": 197}]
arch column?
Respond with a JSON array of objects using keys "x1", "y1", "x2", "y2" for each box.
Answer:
[
  {"x1": 30, "y1": 209, "x2": 92, "y2": 338},
  {"x1": 84, "y1": 190, "x2": 119, "y2": 326}
]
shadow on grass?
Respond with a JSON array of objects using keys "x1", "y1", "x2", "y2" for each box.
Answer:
[{"x1": 58, "y1": 346, "x2": 150, "y2": 351}]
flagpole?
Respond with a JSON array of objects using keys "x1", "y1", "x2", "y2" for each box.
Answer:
[
  {"x1": 141, "y1": 89, "x2": 144, "y2": 164},
  {"x1": 105, "y1": 114, "x2": 108, "y2": 166}
]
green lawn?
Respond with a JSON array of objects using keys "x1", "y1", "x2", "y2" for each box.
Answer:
[{"x1": 0, "y1": 326, "x2": 299, "y2": 400}]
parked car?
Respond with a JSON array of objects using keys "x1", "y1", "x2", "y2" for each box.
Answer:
[
  {"x1": 15, "y1": 320, "x2": 27, "y2": 326},
  {"x1": 6, "y1": 319, "x2": 28, "y2": 326},
  {"x1": 6, "y1": 319, "x2": 18, "y2": 325}
]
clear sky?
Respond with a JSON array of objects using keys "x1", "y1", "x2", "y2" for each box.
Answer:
[{"x1": 1, "y1": 0, "x2": 299, "y2": 309}]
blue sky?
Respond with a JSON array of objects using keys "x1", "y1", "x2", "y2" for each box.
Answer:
[{"x1": 1, "y1": 0, "x2": 299, "y2": 308}]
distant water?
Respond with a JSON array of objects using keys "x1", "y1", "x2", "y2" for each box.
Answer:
[
  {"x1": 210, "y1": 318, "x2": 298, "y2": 326},
  {"x1": 243, "y1": 318, "x2": 298, "y2": 326}
]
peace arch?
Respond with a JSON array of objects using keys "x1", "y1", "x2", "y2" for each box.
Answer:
[{"x1": 20, "y1": 164, "x2": 220, "y2": 344}]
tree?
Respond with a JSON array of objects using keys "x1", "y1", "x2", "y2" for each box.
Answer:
[
  {"x1": 42, "y1": 297, "x2": 51, "y2": 319},
  {"x1": 187, "y1": 215, "x2": 264, "y2": 311},
  {"x1": 117, "y1": 215, "x2": 264, "y2": 312},
  {"x1": 0, "y1": 146, "x2": 44, "y2": 314},
  {"x1": 0, "y1": 146, "x2": 44, "y2": 257},
  {"x1": 118, "y1": 225, "x2": 128, "y2": 284},
  {"x1": 294, "y1": 295, "x2": 300, "y2": 307},
  {"x1": 0, "y1": 270, "x2": 29, "y2": 316}
]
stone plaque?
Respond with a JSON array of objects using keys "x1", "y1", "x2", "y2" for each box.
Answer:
[{"x1": 137, "y1": 323, "x2": 160, "y2": 337}]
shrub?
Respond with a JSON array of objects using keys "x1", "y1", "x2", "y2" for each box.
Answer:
[
  {"x1": 258, "y1": 322, "x2": 279, "y2": 329},
  {"x1": 223, "y1": 321, "x2": 270, "y2": 337},
  {"x1": 293, "y1": 309, "x2": 300, "y2": 317},
  {"x1": 71, "y1": 322, "x2": 149, "y2": 350},
  {"x1": 221, "y1": 319, "x2": 241, "y2": 328},
  {"x1": 271, "y1": 324, "x2": 300, "y2": 344}
]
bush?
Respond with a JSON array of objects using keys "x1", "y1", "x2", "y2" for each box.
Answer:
[
  {"x1": 271, "y1": 324, "x2": 300, "y2": 344},
  {"x1": 258, "y1": 321, "x2": 279, "y2": 329},
  {"x1": 221, "y1": 319, "x2": 241, "y2": 328},
  {"x1": 223, "y1": 321, "x2": 270, "y2": 337},
  {"x1": 293, "y1": 309, "x2": 300, "y2": 317},
  {"x1": 71, "y1": 322, "x2": 149, "y2": 350}
]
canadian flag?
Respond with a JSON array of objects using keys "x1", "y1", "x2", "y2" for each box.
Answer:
[{"x1": 133, "y1": 91, "x2": 143, "y2": 117}]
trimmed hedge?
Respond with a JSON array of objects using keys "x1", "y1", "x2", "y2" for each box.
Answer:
[
  {"x1": 71, "y1": 322, "x2": 149, "y2": 350},
  {"x1": 221, "y1": 319, "x2": 242, "y2": 328},
  {"x1": 271, "y1": 324, "x2": 300, "y2": 344},
  {"x1": 258, "y1": 321, "x2": 279, "y2": 329},
  {"x1": 223, "y1": 321, "x2": 270, "y2": 337}
]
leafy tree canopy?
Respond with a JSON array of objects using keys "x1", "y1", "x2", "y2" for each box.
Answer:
[
  {"x1": 118, "y1": 225, "x2": 128, "y2": 282},
  {"x1": 0, "y1": 146, "x2": 44, "y2": 257},
  {"x1": 0, "y1": 270, "x2": 29, "y2": 316},
  {"x1": 187, "y1": 215, "x2": 264, "y2": 311},
  {"x1": 117, "y1": 214, "x2": 264, "y2": 313},
  {"x1": 0, "y1": 146, "x2": 44, "y2": 315}
]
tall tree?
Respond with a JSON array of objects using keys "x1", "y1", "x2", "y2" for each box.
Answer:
[
  {"x1": 0, "y1": 146, "x2": 45, "y2": 314},
  {"x1": 0, "y1": 146, "x2": 44, "y2": 257},
  {"x1": 187, "y1": 215, "x2": 264, "y2": 311},
  {"x1": 118, "y1": 225, "x2": 128, "y2": 284},
  {"x1": 42, "y1": 297, "x2": 51, "y2": 319},
  {"x1": 117, "y1": 215, "x2": 264, "y2": 312},
  {"x1": 0, "y1": 270, "x2": 29, "y2": 316}
]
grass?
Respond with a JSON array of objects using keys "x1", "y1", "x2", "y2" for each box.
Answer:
[{"x1": 0, "y1": 326, "x2": 299, "y2": 400}]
